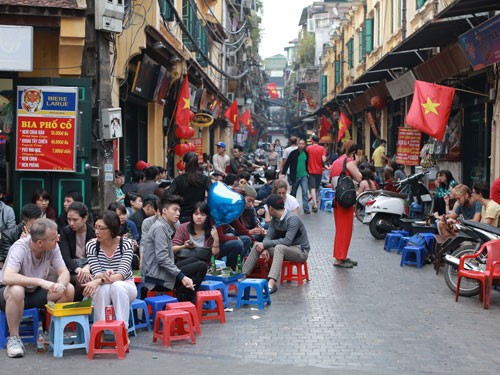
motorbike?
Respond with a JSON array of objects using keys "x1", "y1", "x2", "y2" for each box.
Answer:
[
  {"x1": 442, "y1": 220, "x2": 500, "y2": 296},
  {"x1": 359, "y1": 171, "x2": 433, "y2": 240}
]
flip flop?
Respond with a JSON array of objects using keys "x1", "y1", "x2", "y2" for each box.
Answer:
[
  {"x1": 346, "y1": 258, "x2": 358, "y2": 266},
  {"x1": 334, "y1": 260, "x2": 354, "y2": 268}
]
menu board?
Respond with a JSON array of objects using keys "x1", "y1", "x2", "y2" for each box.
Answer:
[
  {"x1": 395, "y1": 127, "x2": 421, "y2": 166},
  {"x1": 16, "y1": 86, "x2": 78, "y2": 172}
]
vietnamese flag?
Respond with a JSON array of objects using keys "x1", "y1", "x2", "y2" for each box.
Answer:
[
  {"x1": 224, "y1": 100, "x2": 239, "y2": 133},
  {"x1": 175, "y1": 75, "x2": 191, "y2": 128},
  {"x1": 319, "y1": 115, "x2": 331, "y2": 137},
  {"x1": 337, "y1": 112, "x2": 352, "y2": 142},
  {"x1": 267, "y1": 83, "x2": 279, "y2": 99},
  {"x1": 240, "y1": 109, "x2": 252, "y2": 129},
  {"x1": 405, "y1": 80, "x2": 455, "y2": 142}
]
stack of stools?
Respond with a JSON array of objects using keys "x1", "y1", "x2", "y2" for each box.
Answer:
[
  {"x1": 144, "y1": 295, "x2": 178, "y2": 326},
  {"x1": 280, "y1": 261, "x2": 310, "y2": 285},
  {"x1": 199, "y1": 280, "x2": 228, "y2": 308},
  {"x1": 153, "y1": 310, "x2": 196, "y2": 347},
  {"x1": 88, "y1": 320, "x2": 129, "y2": 360},
  {"x1": 319, "y1": 188, "x2": 335, "y2": 211},
  {"x1": 195, "y1": 290, "x2": 226, "y2": 324},
  {"x1": 128, "y1": 299, "x2": 150, "y2": 336},
  {"x1": 166, "y1": 302, "x2": 201, "y2": 335},
  {"x1": 400, "y1": 233, "x2": 436, "y2": 269},
  {"x1": 236, "y1": 278, "x2": 271, "y2": 310},
  {"x1": 0, "y1": 308, "x2": 38, "y2": 348}
]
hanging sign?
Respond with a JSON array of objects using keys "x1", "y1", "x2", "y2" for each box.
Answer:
[
  {"x1": 396, "y1": 127, "x2": 421, "y2": 166},
  {"x1": 16, "y1": 86, "x2": 78, "y2": 172}
]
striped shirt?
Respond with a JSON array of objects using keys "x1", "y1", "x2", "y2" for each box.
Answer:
[{"x1": 86, "y1": 237, "x2": 134, "y2": 281}]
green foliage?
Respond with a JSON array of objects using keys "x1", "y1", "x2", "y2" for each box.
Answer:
[{"x1": 297, "y1": 33, "x2": 315, "y2": 67}]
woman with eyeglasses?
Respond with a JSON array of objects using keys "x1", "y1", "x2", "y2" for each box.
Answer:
[{"x1": 83, "y1": 211, "x2": 136, "y2": 329}]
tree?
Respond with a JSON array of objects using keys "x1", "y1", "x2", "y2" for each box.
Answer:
[{"x1": 297, "y1": 32, "x2": 315, "y2": 67}]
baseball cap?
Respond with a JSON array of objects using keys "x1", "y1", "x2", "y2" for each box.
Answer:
[
  {"x1": 266, "y1": 194, "x2": 285, "y2": 210},
  {"x1": 135, "y1": 160, "x2": 150, "y2": 171},
  {"x1": 216, "y1": 142, "x2": 226, "y2": 149}
]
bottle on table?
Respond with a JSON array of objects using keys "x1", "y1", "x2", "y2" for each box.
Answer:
[
  {"x1": 211, "y1": 255, "x2": 216, "y2": 274},
  {"x1": 236, "y1": 254, "x2": 242, "y2": 273}
]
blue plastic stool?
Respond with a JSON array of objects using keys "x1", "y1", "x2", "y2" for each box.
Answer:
[
  {"x1": 49, "y1": 314, "x2": 90, "y2": 357},
  {"x1": 384, "y1": 233, "x2": 403, "y2": 253},
  {"x1": 392, "y1": 230, "x2": 410, "y2": 237},
  {"x1": 129, "y1": 299, "x2": 150, "y2": 336},
  {"x1": 398, "y1": 236, "x2": 410, "y2": 254},
  {"x1": 400, "y1": 246, "x2": 427, "y2": 268},
  {"x1": 0, "y1": 307, "x2": 38, "y2": 348},
  {"x1": 418, "y1": 232, "x2": 436, "y2": 252},
  {"x1": 236, "y1": 278, "x2": 271, "y2": 310},
  {"x1": 319, "y1": 189, "x2": 335, "y2": 211},
  {"x1": 200, "y1": 280, "x2": 228, "y2": 308},
  {"x1": 324, "y1": 200, "x2": 333, "y2": 213},
  {"x1": 144, "y1": 295, "x2": 178, "y2": 325}
]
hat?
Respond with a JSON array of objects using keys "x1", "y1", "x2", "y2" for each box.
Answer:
[
  {"x1": 135, "y1": 160, "x2": 150, "y2": 171},
  {"x1": 266, "y1": 194, "x2": 285, "y2": 210},
  {"x1": 242, "y1": 184, "x2": 257, "y2": 198},
  {"x1": 216, "y1": 141, "x2": 226, "y2": 149}
]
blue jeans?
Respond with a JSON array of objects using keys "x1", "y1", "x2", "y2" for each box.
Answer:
[
  {"x1": 219, "y1": 239, "x2": 246, "y2": 269},
  {"x1": 237, "y1": 235, "x2": 253, "y2": 257},
  {"x1": 291, "y1": 175, "x2": 310, "y2": 213}
]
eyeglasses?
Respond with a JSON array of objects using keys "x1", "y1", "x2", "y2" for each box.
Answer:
[{"x1": 94, "y1": 226, "x2": 109, "y2": 232}]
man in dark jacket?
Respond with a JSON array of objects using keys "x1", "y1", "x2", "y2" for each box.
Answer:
[
  {"x1": 281, "y1": 138, "x2": 310, "y2": 214},
  {"x1": 0, "y1": 204, "x2": 41, "y2": 268}
]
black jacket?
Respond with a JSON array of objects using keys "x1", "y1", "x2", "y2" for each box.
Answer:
[
  {"x1": 0, "y1": 223, "x2": 25, "y2": 262},
  {"x1": 59, "y1": 224, "x2": 95, "y2": 273},
  {"x1": 282, "y1": 148, "x2": 309, "y2": 182}
]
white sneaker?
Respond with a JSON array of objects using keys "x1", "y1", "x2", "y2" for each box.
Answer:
[{"x1": 7, "y1": 336, "x2": 25, "y2": 358}]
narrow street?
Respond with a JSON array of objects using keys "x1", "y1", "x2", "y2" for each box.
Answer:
[{"x1": 3, "y1": 211, "x2": 500, "y2": 374}]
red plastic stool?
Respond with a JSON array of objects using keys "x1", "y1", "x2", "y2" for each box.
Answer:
[
  {"x1": 280, "y1": 261, "x2": 310, "y2": 285},
  {"x1": 195, "y1": 290, "x2": 226, "y2": 324},
  {"x1": 166, "y1": 302, "x2": 201, "y2": 335},
  {"x1": 87, "y1": 320, "x2": 129, "y2": 360},
  {"x1": 153, "y1": 310, "x2": 196, "y2": 347},
  {"x1": 248, "y1": 256, "x2": 272, "y2": 279}
]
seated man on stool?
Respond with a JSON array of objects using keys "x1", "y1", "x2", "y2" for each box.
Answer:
[
  {"x1": 242, "y1": 194, "x2": 310, "y2": 294},
  {"x1": 0, "y1": 218, "x2": 75, "y2": 358}
]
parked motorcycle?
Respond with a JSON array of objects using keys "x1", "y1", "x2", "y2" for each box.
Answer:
[
  {"x1": 360, "y1": 171, "x2": 433, "y2": 239},
  {"x1": 442, "y1": 220, "x2": 500, "y2": 296}
]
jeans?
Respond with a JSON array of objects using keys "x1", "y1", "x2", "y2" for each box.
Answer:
[
  {"x1": 291, "y1": 175, "x2": 310, "y2": 212},
  {"x1": 237, "y1": 235, "x2": 253, "y2": 257},
  {"x1": 219, "y1": 239, "x2": 246, "y2": 269}
]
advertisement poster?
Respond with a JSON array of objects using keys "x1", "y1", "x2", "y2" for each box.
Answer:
[
  {"x1": 396, "y1": 127, "x2": 421, "y2": 166},
  {"x1": 16, "y1": 86, "x2": 78, "y2": 172},
  {"x1": 191, "y1": 137, "x2": 204, "y2": 162}
]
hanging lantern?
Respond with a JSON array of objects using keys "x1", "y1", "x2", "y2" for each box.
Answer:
[
  {"x1": 184, "y1": 126, "x2": 195, "y2": 139},
  {"x1": 176, "y1": 160, "x2": 185, "y2": 171},
  {"x1": 189, "y1": 111, "x2": 195, "y2": 121},
  {"x1": 174, "y1": 143, "x2": 189, "y2": 156},
  {"x1": 370, "y1": 96, "x2": 387, "y2": 109},
  {"x1": 185, "y1": 142, "x2": 196, "y2": 152},
  {"x1": 175, "y1": 126, "x2": 188, "y2": 139}
]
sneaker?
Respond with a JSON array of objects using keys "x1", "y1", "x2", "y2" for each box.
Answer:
[{"x1": 7, "y1": 336, "x2": 25, "y2": 358}]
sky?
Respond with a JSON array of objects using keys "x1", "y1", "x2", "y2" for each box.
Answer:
[{"x1": 259, "y1": 0, "x2": 310, "y2": 59}]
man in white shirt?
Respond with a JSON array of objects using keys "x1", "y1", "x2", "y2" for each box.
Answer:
[{"x1": 212, "y1": 142, "x2": 230, "y2": 177}]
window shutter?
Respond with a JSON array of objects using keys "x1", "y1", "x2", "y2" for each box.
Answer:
[
  {"x1": 335, "y1": 61, "x2": 341, "y2": 85},
  {"x1": 365, "y1": 19, "x2": 374, "y2": 54}
]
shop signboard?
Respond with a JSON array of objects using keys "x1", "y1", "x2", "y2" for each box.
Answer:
[
  {"x1": 396, "y1": 127, "x2": 421, "y2": 166},
  {"x1": 459, "y1": 14, "x2": 500, "y2": 71},
  {"x1": 16, "y1": 86, "x2": 78, "y2": 172},
  {"x1": 191, "y1": 137, "x2": 204, "y2": 162}
]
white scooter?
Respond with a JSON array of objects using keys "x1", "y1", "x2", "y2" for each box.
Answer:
[{"x1": 360, "y1": 172, "x2": 433, "y2": 239}]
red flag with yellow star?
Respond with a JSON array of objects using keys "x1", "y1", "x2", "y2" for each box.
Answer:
[
  {"x1": 175, "y1": 75, "x2": 191, "y2": 128},
  {"x1": 338, "y1": 112, "x2": 352, "y2": 142},
  {"x1": 224, "y1": 100, "x2": 239, "y2": 133},
  {"x1": 267, "y1": 83, "x2": 279, "y2": 99},
  {"x1": 319, "y1": 115, "x2": 331, "y2": 137},
  {"x1": 240, "y1": 109, "x2": 252, "y2": 130},
  {"x1": 405, "y1": 80, "x2": 455, "y2": 142}
]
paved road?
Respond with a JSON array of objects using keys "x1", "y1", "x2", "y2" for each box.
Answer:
[{"x1": 3, "y1": 210, "x2": 500, "y2": 374}]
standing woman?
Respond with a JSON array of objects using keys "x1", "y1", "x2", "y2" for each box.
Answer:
[
  {"x1": 329, "y1": 141, "x2": 362, "y2": 268},
  {"x1": 267, "y1": 144, "x2": 279, "y2": 172},
  {"x1": 168, "y1": 152, "x2": 212, "y2": 223},
  {"x1": 83, "y1": 211, "x2": 137, "y2": 329},
  {"x1": 32, "y1": 188, "x2": 57, "y2": 221}
]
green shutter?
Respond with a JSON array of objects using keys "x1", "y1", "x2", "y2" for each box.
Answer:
[
  {"x1": 358, "y1": 31, "x2": 363, "y2": 63},
  {"x1": 182, "y1": 0, "x2": 198, "y2": 51},
  {"x1": 159, "y1": 0, "x2": 174, "y2": 22},
  {"x1": 347, "y1": 38, "x2": 354, "y2": 68},
  {"x1": 416, "y1": 0, "x2": 427, "y2": 9},
  {"x1": 321, "y1": 75, "x2": 327, "y2": 99},
  {"x1": 365, "y1": 19, "x2": 374, "y2": 54},
  {"x1": 334, "y1": 60, "x2": 340, "y2": 85},
  {"x1": 196, "y1": 25, "x2": 209, "y2": 67}
]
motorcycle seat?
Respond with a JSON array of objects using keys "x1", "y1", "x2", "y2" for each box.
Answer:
[
  {"x1": 379, "y1": 190, "x2": 406, "y2": 199},
  {"x1": 462, "y1": 220, "x2": 500, "y2": 237}
]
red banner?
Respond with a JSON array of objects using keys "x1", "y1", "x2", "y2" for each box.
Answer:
[{"x1": 395, "y1": 127, "x2": 421, "y2": 166}]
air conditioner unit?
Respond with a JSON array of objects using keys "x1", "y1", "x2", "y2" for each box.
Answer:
[
  {"x1": 227, "y1": 92, "x2": 235, "y2": 102},
  {"x1": 307, "y1": 19, "x2": 316, "y2": 32},
  {"x1": 95, "y1": 0, "x2": 125, "y2": 33}
]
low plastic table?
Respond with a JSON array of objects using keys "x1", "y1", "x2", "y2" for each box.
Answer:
[{"x1": 205, "y1": 273, "x2": 245, "y2": 305}]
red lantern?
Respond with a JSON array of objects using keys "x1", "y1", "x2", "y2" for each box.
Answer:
[
  {"x1": 189, "y1": 111, "x2": 195, "y2": 121},
  {"x1": 175, "y1": 126, "x2": 187, "y2": 139},
  {"x1": 176, "y1": 160, "x2": 185, "y2": 171},
  {"x1": 184, "y1": 126, "x2": 195, "y2": 139},
  {"x1": 370, "y1": 96, "x2": 387, "y2": 109},
  {"x1": 174, "y1": 143, "x2": 189, "y2": 156},
  {"x1": 184, "y1": 142, "x2": 195, "y2": 152}
]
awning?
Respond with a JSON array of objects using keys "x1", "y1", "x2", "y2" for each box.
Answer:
[{"x1": 436, "y1": 0, "x2": 500, "y2": 19}]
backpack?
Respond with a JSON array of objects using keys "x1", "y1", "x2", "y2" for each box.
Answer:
[{"x1": 335, "y1": 157, "x2": 356, "y2": 208}]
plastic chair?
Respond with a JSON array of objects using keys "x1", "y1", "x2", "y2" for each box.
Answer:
[{"x1": 456, "y1": 240, "x2": 500, "y2": 309}]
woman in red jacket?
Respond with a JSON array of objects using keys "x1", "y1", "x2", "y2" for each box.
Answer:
[{"x1": 329, "y1": 141, "x2": 362, "y2": 268}]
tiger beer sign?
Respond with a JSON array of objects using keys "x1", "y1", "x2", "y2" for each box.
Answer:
[{"x1": 16, "y1": 86, "x2": 78, "y2": 172}]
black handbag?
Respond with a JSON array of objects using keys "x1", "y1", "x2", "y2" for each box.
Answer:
[{"x1": 176, "y1": 247, "x2": 212, "y2": 263}]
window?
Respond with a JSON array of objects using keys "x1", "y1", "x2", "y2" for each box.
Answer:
[
  {"x1": 334, "y1": 60, "x2": 341, "y2": 85},
  {"x1": 365, "y1": 19, "x2": 374, "y2": 54},
  {"x1": 390, "y1": 0, "x2": 394, "y2": 34},
  {"x1": 416, "y1": 0, "x2": 427, "y2": 10},
  {"x1": 159, "y1": 0, "x2": 174, "y2": 21},
  {"x1": 196, "y1": 24, "x2": 209, "y2": 67},
  {"x1": 321, "y1": 75, "x2": 328, "y2": 99},
  {"x1": 182, "y1": 0, "x2": 197, "y2": 51},
  {"x1": 358, "y1": 30, "x2": 364, "y2": 63},
  {"x1": 347, "y1": 38, "x2": 354, "y2": 68},
  {"x1": 376, "y1": 7, "x2": 380, "y2": 47}
]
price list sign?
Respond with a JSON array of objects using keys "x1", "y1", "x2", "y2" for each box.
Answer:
[
  {"x1": 16, "y1": 86, "x2": 78, "y2": 172},
  {"x1": 395, "y1": 127, "x2": 421, "y2": 166}
]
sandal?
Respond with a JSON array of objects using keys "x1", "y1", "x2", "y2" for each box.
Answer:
[
  {"x1": 334, "y1": 260, "x2": 354, "y2": 268},
  {"x1": 346, "y1": 258, "x2": 358, "y2": 266}
]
